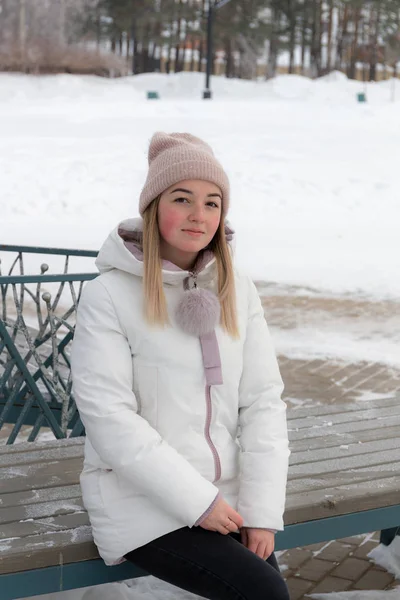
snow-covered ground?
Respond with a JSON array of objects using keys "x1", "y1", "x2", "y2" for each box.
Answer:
[
  {"x1": 0, "y1": 71, "x2": 399, "y2": 301},
  {"x1": 2, "y1": 71, "x2": 400, "y2": 599}
]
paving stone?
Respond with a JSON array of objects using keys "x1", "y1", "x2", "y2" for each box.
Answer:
[
  {"x1": 331, "y1": 557, "x2": 370, "y2": 580},
  {"x1": 280, "y1": 547, "x2": 312, "y2": 570},
  {"x1": 337, "y1": 535, "x2": 366, "y2": 546},
  {"x1": 352, "y1": 540, "x2": 379, "y2": 559},
  {"x1": 285, "y1": 577, "x2": 314, "y2": 600},
  {"x1": 386, "y1": 579, "x2": 400, "y2": 590},
  {"x1": 306, "y1": 541, "x2": 330, "y2": 553},
  {"x1": 310, "y1": 576, "x2": 352, "y2": 594},
  {"x1": 314, "y1": 541, "x2": 353, "y2": 563},
  {"x1": 295, "y1": 557, "x2": 337, "y2": 582},
  {"x1": 352, "y1": 568, "x2": 396, "y2": 590}
]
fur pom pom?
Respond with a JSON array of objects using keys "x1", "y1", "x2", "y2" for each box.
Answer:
[{"x1": 175, "y1": 288, "x2": 220, "y2": 336}]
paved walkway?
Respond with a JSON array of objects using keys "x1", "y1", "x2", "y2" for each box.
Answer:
[{"x1": 258, "y1": 284, "x2": 400, "y2": 598}]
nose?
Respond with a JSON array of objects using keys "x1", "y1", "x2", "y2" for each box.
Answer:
[{"x1": 188, "y1": 204, "x2": 205, "y2": 223}]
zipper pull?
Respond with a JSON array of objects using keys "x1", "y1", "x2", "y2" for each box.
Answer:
[{"x1": 190, "y1": 272, "x2": 198, "y2": 289}]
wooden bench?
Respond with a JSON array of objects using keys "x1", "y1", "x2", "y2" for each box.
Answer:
[{"x1": 1, "y1": 394, "x2": 400, "y2": 599}]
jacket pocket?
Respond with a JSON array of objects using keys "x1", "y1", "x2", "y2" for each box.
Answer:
[{"x1": 132, "y1": 360, "x2": 159, "y2": 428}]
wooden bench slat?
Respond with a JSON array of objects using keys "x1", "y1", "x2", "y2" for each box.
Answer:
[
  {"x1": 0, "y1": 484, "x2": 81, "y2": 509},
  {"x1": 0, "y1": 444, "x2": 84, "y2": 469},
  {"x1": 0, "y1": 437, "x2": 84, "y2": 456},
  {"x1": 285, "y1": 475, "x2": 400, "y2": 523},
  {"x1": 0, "y1": 457, "x2": 82, "y2": 494},
  {"x1": 289, "y1": 413, "x2": 400, "y2": 441},
  {"x1": 288, "y1": 462, "x2": 400, "y2": 493},
  {"x1": 290, "y1": 436, "x2": 400, "y2": 465},
  {"x1": 0, "y1": 497, "x2": 85, "y2": 526},
  {"x1": 286, "y1": 395, "x2": 399, "y2": 420},
  {"x1": 0, "y1": 511, "x2": 89, "y2": 541},
  {"x1": 289, "y1": 447, "x2": 400, "y2": 478},
  {"x1": 289, "y1": 404, "x2": 400, "y2": 430},
  {"x1": 289, "y1": 423, "x2": 400, "y2": 452},
  {"x1": 0, "y1": 525, "x2": 96, "y2": 575}
]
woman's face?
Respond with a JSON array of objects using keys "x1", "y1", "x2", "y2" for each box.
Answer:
[{"x1": 157, "y1": 179, "x2": 222, "y2": 269}]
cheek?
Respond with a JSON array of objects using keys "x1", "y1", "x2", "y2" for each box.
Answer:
[
  {"x1": 158, "y1": 208, "x2": 183, "y2": 243},
  {"x1": 208, "y1": 213, "x2": 222, "y2": 237}
]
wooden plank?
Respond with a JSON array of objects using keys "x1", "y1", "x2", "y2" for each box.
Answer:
[
  {"x1": 289, "y1": 404, "x2": 400, "y2": 430},
  {"x1": 285, "y1": 476, "x2": 400, "y2": 524},
  {"x1": 0, "y1": 457, "x2": 82, "y2": 494},
  {"x1": 290, "y1": 436, "x2": 400, "y2": 465},
  {"x1": 289, "y1": 413, "x2": 400, "y2": 442},
  {"x1": 287, "y1": 462, "x2": 400, "y2": 494},
  {"x1": 0, "y1": 443, "x2": 84, "y2": 469},
  {"x1": 0, "y1": 497, "x2": 85, "y2": 526},
  {"x1": 286, "y1": 395, "x2": 399, "y2": 420},
  {"x1": 0, "y1": 525, "x2": 97, "y2": 575},
  {"x1": 0, "y1": 511, "x2": 89, "y2": 540},
  {"x1": 289, "y1": 447, "x2": 400, "y2": 478},
  {"x1": 0, "y1": 484, "x2": 81, "y2": 509},
  {"x1": 289, "y1": 423, "x2": 400, "y2": 452},
  {"x1": 0, "y1": 437, "x2": 84, "y2": 456}
]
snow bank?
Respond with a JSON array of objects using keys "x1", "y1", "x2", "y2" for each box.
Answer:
[{"x1": 0, "y1": 71, "x2": 399, "y2": 300}]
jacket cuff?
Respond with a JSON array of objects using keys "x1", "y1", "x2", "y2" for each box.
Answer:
[{"x1": 194, "y1": 491, "x2": 221, "y2": 527}]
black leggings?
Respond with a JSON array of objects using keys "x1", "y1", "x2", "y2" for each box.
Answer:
[{"x1": 124, "y1": 527, "x2": 290, "y2": 600}]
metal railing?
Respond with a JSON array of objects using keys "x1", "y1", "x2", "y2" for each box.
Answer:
[{"x1": 0, "y1": 244, "x2": 98, "y2": 444}]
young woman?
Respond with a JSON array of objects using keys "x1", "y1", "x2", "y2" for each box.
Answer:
[{"x1": 71, "y1": 132, "x2": 291, "y2": 600}]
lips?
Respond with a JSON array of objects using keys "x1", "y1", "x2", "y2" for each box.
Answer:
[{"x1": 182, "y1": 229, "x2": 204, "y2": 234}]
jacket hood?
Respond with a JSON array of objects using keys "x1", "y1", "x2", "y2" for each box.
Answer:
[{"x1": 95, "y1": 217, "x2": 234, "y2": 286}]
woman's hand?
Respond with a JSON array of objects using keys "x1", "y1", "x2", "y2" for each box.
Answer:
[
  {"x1": 240, "y1": 528, "x2": 275, "y2": 560},
  {"x1": 200, "y1": 498, "x2": 244, "y2": 535}
]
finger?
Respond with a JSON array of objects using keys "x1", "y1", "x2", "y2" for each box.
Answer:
[
  {"x1": 228, "y1": 509, "x2": 244, "y2": 530},
  {"x1": 240, "y1": 528, "x2": 248, "y2": 547},
  {"x1": 247, "y1": 537, "x2": 258, "y2": 555},
  {"x1": 263, "y1": 540, "x2": 274, "y2": 560},
  {"x1": 216, "y1": 524, "x2": 230, "y2": 535},
  {"x1": 227, "y1": 519, "x2": 239, "y2": 533},
  {"x1": 257, "y1": 542, "x2": 267, "y2": 560}
]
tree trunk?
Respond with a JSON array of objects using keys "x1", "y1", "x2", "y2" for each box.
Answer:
[
  {"x1": 335, "y1": 4, "x2": 348, "y2": 72},
  {"x1": 174, "y1": 0, "x2": 182, "y2": 72},
  {"x1": 362, "y1": 10, "x2": 369, "y2": 82},
  {"x1": 300, "y1": 1, "x2": 308, "y2": 75},
  {"x1": 288, "y1": 0, "x2": 295, "y2": 74},
  {"x1": 310, "y1": 0, "x2": 321, "y2": 78},
  {"x1": 326, "y1": 0, "x2": 333, "y2": 73},
  {"x1": 348, "y1": 6, "x2": 361, "y2": 80},
  {"x1": 369, "y1": 3, "x2": 381, "y2": 82},
  {"x1": 96, "y1": 12, "x2": 101, "y2": 51},
  {"x1": 225, "y1": 37, "x2": 233, "y2": 78},
  {"x1": 166, "y1": 34, "x2": 173, "y2": 74},
  {"x1": 190, "y1": 37, "x2": 196, "y2": 72},
  {"x1": 266, "y1": 4, "x2": 278, "y2": 79}
]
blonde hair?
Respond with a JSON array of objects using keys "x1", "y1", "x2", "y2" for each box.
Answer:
[{"x1": 142, "y1": 197, "x2": 239, "y2": 338}]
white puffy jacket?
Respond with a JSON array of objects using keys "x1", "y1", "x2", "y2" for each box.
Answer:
[{"x1": 71, "y1": 218, "x2": 290, "y2": 566}]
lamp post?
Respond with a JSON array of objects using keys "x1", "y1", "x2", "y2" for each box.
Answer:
[{"x1": 203, "y1": 0, "x2": 233, "y2": 99}]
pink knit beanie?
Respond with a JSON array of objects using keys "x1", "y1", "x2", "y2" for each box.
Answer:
[{"x1": 139, "y1": 132, "x2": 230, "y2": 216}]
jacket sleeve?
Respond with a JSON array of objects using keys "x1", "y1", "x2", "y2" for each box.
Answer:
[
  {"x1": 236, "y1": 277, "x2": 290, "y2": 531},
  {"x1": 71, "y1": 277, "x2": 219, "y2": 527}
]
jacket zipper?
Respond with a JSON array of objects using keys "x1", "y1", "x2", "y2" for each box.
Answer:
[
  {"x1": 204, "y1": 384, "x2": 221, "y2": 482},
  {"x1": 185, "y1": 274, "x2": 221, "y2": 482}
]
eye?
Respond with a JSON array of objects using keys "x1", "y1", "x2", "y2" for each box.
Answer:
[
  {"x1": 174, "y1": 197, "x2": 189, "y2": 204},
  {"x1": 207, "y1": 201, "x2": 220, "y2": 209}
]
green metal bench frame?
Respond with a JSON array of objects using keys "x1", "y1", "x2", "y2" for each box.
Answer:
[{"x1": 0, "y1": 244, "x2": 97, "y2": 442}]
